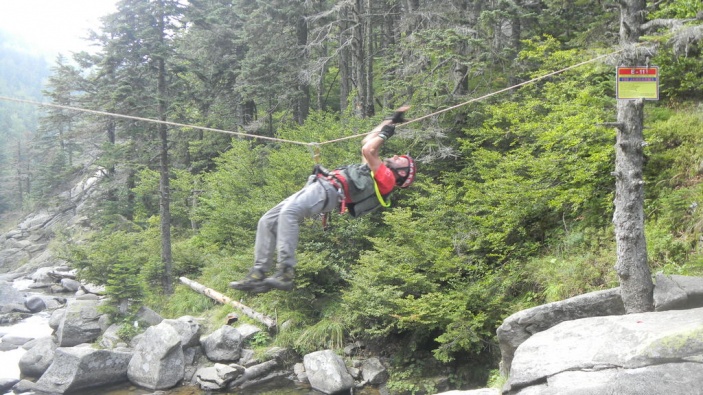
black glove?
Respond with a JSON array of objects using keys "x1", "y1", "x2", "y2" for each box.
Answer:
[
  {"x1": 390, "y1": 110, "x2": 406, "y2": 124},
  {"x1": 378, "y1": 124, "x2": 395, "y2": 141}
]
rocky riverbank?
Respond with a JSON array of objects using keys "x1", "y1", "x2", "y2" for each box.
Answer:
[
  {"x1": 0, "y1": 168, "x2": 432, "y2": 395},
  {"x1": 0, "y1": 265, "x2": 398, "y2": 395}
]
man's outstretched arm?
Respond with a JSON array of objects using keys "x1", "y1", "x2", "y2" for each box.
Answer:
[
  {"x1": 361, "y1": 106, "x2": 409, "y2": 171},
  {"x1": 361, "y1": 119, "x2": 393, "y2": 171}
]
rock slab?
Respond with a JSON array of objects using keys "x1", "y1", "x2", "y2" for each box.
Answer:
[
  {"x1": 507, "y1": 306, "x2": 703, "y2": 394},
  {"x1": 34, "y1": 347, "x2": 132, "y2": 393}
]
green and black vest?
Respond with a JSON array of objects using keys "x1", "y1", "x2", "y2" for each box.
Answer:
[{"x1": 336, "y1": 164, "x2": 391, "y2": 218}]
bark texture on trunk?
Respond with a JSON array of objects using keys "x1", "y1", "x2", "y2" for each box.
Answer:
[
  {"x1": 613, "y1": 0, "x2": 653, "y2": 313},
  {"x1": 613, "y1": 98, "x2": 653, "y2": 313}
]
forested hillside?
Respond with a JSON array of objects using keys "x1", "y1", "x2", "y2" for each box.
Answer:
[
  {"x1": 0, "y1": 31, "x2": 50, "y2": 215},
  {"x1": 2, "y1": 0, "x2": 703, "y2": 392}
]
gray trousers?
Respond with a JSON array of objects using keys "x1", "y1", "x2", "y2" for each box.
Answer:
[{"x1": 253, "y1": 176, "x2": 341, "y2": 272}]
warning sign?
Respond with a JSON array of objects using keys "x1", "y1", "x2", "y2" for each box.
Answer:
[{"x1": 616, "y1": 66, "x2": 659, "y2": 100}]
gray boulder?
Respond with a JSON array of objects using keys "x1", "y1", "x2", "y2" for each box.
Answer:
[
  {"x1": 34, "y1": 347, "x2": 132, "y2": 393},
  {"x1": 1, "y1": 303, "x2": 29, "y2": 314},
  {"x1": 99, "y1": 324, "x2": 124, "y2": 349},
  {"x1": 361, "y1": 357, "x2": 388, "y2": 385},
  {"x1": 231, "y1": 370, "x2": 291, "y2": 392},
  {"x1": 201, "y1": 325, "x2": 242, "y2": 362},
  {"x1": 0, "y1": 282, "x2": 25, "y2": 306},
  {"x1": 229, "y1": 359, "x2": 279, "y2": 388},
  {"x1": 497, "y1": 287, "x2": 625, "y2": 375},
  {"x1": 127, "y1": 321, "x2": 185, "y2": 390},
  {"x1": 18, "y1": 336, "x2": 57, "y2": 377},
  {"x1": 196, "y1": 363, "x2": 245, "y2": 390},
  {"x1": 0, "y1": 378, "x2": 19, "y2": 394},
  {"x1": 76, "y1": 293, "x2": 99, "y2": 300},
  {"x1": 238, "y1": 348, "x2": 257, "y2": 366},
  {"x1": 30, "y1": 267, "x2": 56, "y2": 285},
  {"x1": 512, "y1": 363, "x2": 703, "y2": 395},
  {"x1": 303, "y1": 349, "x2": 354, "y2": 395},
  {"x1": 39, "y1": 295, "x2": 67, "y2": 310},
  {"x1": 0, "y1": 341, "x2": 18, "y2": 351},
  {"x1": 11, "y1": 379, "x2": 36, "y2": 394},
  {"x1": 437, "y1": 391, "x2": 500, "y2": 395},
  {"x1": 24, "y1": 295, "x2": 46, "y2": 312},
  {"x1": 162, "y1": 316, "x2": 201, "y2": 348},
  {"x1": 56, "y1": 299, "x2": 103, "y2": 346},
  {"x1": 49, "y1": 307, "x2": 65, "y2": 330},
  {"x1": 236, "y1": 323, "x2": 261, "y2": 342},
  {"x1": 136, "y1": 305, "x2": 163, "y2": 326},
  {"x1": 506, "y1": 307, "x2": 703, "y2": 394},
  {"x1": 82, "y1": 282, "x2": 106, "y2": 295},
  {"x1": 183, "y1": 346, "x2": 204, "y2": 383},
  {"x1": 1, "y1": 334, "x2": 33, "y2": 346},
  {"x1": 60, "y1": 278, "x2": 82, "y2": 293},
  {"x1": 654, "y1": 273, "x2": 703, "y2": 311},
  {"x1": 294, "y1": 362, "x2": 308, "y2": 383}
]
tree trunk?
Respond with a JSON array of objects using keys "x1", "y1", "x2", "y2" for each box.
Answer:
[
  {"x1": 156, "y1": 1, "x2": 173, "y2": 295},
  {"x1": 295, "y1": 14, "x2": 310, "y2": 124},
  {"x1": 15, "y1": 140, "x2": 24, "y2": 207},
  {"x1": 339, "y1": 5, "x2": 351, "y2": 112},
  {"x1": 242, "y1": 99, "x2": 256, "y2": 125},
  {"x1": 364, "y1": 0, "x2": 374, "y2": 117},
  {"x1": 352, "y1": 0, "x2": 367, "y2": 117},
  {"x1": 614, "y1": 0, "x2": 653, "y2": 313},
  {"x1": 106, "y1": 118, "x2": 116, "y2": 175}
]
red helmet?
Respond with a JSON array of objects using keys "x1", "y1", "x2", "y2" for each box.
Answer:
[{"x1": 396, "y1": 155, "x2": 416, "y2": 188}]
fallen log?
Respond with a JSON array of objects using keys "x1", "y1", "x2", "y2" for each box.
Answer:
[{"x1": 179, "y1": 277, "x2": 276, "y2": 330}]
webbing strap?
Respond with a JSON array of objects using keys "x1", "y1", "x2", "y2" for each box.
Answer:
[{"x1": 370, "y1": 171, "x2": 391, "y2": 208}]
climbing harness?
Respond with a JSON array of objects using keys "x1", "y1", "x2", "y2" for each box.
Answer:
[
  {"x1": 308, "y1": 145, "x2": 333, "y2": 230},
  {"x1": 311, "y1": 162, "x2": 347, "y2": 230}
]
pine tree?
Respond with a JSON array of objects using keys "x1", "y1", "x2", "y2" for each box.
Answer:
[{"x1": 87, "y1": 0, "x2": 186, "y2": 293}]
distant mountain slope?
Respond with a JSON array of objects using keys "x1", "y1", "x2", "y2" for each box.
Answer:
[
  {"x1": 0, "y1": 30, "x2": 51, "y2": 215},
  {"x1": 0, "y1": 30, "x2": 50, "y2": 136}
]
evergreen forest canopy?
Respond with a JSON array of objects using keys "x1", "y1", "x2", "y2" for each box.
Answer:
[{"x1": 2, "y1": 0, "x2": 703, "y2": 391}]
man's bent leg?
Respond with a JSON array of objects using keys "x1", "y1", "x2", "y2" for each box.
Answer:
[
  {"x1": 254, "y1": 199, "x2": 289, "y2": 272},
  {"x1": 266, "y1": 182, "x2": 336, "y2": 290},
  {"x1": 230, "y1": 198, "x2": 288, "y2": 291}
]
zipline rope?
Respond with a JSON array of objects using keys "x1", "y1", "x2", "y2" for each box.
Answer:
[
  {"x1": 0, "y1": 48, "x2": 622, "y2": 148},
  {"x1": 0, "y1": 95, "x2": 308, "y2": 146}
]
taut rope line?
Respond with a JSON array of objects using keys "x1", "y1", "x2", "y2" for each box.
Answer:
[
  {"x1": 0, "y1": 48, "x2": 622, "y2": 148},
  {"x1": 0, "y1": 95, "x2": 308, "y2": 146}
]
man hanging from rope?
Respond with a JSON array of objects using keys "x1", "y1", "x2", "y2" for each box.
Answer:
[{"x1": 230, "y1": 106, "x2": 416, "y2": 293}]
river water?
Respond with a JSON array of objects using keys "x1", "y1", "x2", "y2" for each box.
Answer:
[
  {"x1": 0, "y1": 280, "x2": 380, "y2": 395},
  {"x1": 1, "y1": 278, "x2": 54, "y2": 381}
]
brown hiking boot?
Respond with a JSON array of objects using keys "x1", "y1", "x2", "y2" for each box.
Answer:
[
  {"x1": 263, "y1": 266, "x2": 295, "y2": 291},
  {"x1": 229, "y1": 268, "x2": 266, "y2": 291}
]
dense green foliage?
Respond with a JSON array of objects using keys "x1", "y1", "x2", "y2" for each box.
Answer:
[{"x1": 2, "y1": 0, "x2": 703, "y2": 392}]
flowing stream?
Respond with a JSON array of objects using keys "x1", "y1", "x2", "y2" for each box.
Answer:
[{"x1": 0, "y1": 279, "x2": 54, "y2": 382}]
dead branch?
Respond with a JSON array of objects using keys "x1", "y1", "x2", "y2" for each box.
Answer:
[{"x1": 179, "y1": 277, "x2": 276, "y2": 330}]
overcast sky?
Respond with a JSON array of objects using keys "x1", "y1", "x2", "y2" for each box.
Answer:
[{"x1": 0, "y1": 0, "x2": 117, "y2": 58}]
